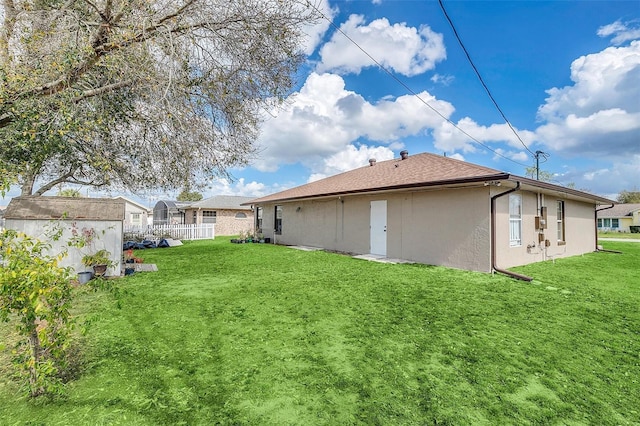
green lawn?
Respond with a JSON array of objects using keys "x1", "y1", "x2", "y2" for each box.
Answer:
[
  {"x1": 1, "y1": 239, "x2": 638, "y2": 425},
  {"x1": 598, "y1": 231, "x2": 640, "y2": 240}
]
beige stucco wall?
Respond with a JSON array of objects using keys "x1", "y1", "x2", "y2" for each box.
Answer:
[
  {"x1": 258, "y1": 186, "x2": 493, "y2": 272},
  {"x1": 494, "y1": 190, "x2": 597, "y2": 269},
  {"x1": 185, "y1": 208, "x2": 254, "y2": 236}
]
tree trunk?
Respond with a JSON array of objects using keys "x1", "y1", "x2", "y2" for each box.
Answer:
[{"x1": 28, "y1": 327, "x2": 44, "y2": 397}]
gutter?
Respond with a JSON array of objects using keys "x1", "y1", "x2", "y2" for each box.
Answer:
[
  {"x1": 490, "y1": 181, "x2": 533, "y2": 282},
  {"x1": 594, "y1": 203, "x2": 616, "y2": 252}
]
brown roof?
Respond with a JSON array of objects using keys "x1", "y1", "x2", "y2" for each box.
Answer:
[
  {"x1": 246, "y1": 152, "x2": 615, "y2": 205},
  {"x1": 597, "y1": 203, "x2": 640, "y2": 218},
  {"x1": 247, "y1": 152, "x2": 508, "y2": 204},
  {"x1": 4, "y1": 196, "x2": 125, "y2": 221}
]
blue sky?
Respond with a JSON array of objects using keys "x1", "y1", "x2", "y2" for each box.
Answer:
[{"x1": 4, "y1": 0, "x2": 640, "y2": 206}]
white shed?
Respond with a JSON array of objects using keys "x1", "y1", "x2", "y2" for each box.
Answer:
[{"x1": 4, "y1": 197, "x2": 125, "y2": 276}]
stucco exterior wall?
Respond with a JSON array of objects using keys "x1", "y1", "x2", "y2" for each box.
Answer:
[
  {"x1": 5, "y1": 219, "x2": 123, "y2": 276},
  {"x1": 185, "y1": 208, "x2": 254, "y2": 236},
  {"x1": 123, "y1": 203, "x2": 150, "y2": 226},
  {"x1": 494, "y1": 190, "x2": 597, "y2": 269},
  {"x1": 258, "y1": 186, "x2": 492, "y2": 272}
]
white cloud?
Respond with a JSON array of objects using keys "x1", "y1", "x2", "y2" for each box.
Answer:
[
  {"x1": 448, "y1": 153, "x2": 465, "y2": 161},
  {"x1": 597, "y1": 20, "x2": 640, "y2": 45},
  {"x1": 432, "y1": 117, "x2": 537, "y2": 155},
  {"x1": 308, "y1": 144, "x2": 395, "y2": 182},
  {"x1": 205, "y1": 178, "x2": 279, "y2": 198},
  {"x1": 317, "y1": 15, "x2": 446, "y2": 76},
  {"x1": 430, "y1": 73, "x2": 455, "y2": 86},
  {"x1": 492, "y1": 148, "x2": 529, "y2": 163},
  {"x1": 255, "y1": 72, "x2": 454, "y2": 171},
  {"x1": 301, "y1": 0, "x2": 338, "y2": 55},
  {"x1": 535, "y1": 41, "x2": 640, "y2": 158},
  {"x1": 552, "y1": 155, "x2": 640, "y2": 197}
]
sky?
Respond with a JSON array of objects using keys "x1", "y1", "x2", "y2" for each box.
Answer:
[{"x1": 3, "y1": 0, "x2": 640, "y2": 207}]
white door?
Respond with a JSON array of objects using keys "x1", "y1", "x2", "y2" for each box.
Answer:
[{"x1": 370, "y1": 200, "x2": 387, "y2": 256}]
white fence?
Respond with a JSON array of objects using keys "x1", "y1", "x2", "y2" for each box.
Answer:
[{"x1": 124, "y1": 224, "x2": 215, "y2": 241}]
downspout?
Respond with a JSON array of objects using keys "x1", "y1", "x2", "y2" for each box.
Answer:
[
  {"x1": 490, "y1": 182, "x2": 533, "y2": 282},
  {"x1": 595, "y1": 203, "x2": 616, "y2": 252}
]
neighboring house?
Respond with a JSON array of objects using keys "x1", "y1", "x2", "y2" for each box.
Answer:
[
  {"x1": 152, "y1": 200, "x2": 191, "y2": 225},
  {"x1": 597, "y1": 203, "x2": 640, "y2": 232},
  {"x1": 4, "y1": 196, "x2": 124, "y2": 276},
  {"x1": 114, "y1": 196, "x2": 152, "y2": 227},
  {"x1": 182, "y1": 195, "x2": 254, "y2": 236},
  {"x1": 246, "y1": 152, "x2": 614, "y2": 276}
]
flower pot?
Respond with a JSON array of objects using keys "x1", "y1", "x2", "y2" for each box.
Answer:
[
  {"x1": 93, "y1": 264, "x2": 108, "y2": 277},
  {"x1": 124, "y1": 267, "x2": 135, "y2": 276},
  {"x1": 77, "y1": 271, "x2": 93, "y2": 284}
]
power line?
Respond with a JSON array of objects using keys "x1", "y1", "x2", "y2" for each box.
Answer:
[
  {"x1": 306, "y1": 1, "x2": 530, "y2": 168},
  {"x1": 437, "y1": 0, "x2": 536, "y2": 158}
]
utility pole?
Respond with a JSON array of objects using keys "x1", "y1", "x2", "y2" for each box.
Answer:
[{"x1": 534, "y1": 150, "x2": 549, "y2": 181}]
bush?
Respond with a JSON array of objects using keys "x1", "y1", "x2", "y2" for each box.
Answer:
[
  {"x1": 0, "y1": 230, "x2": 74, "y2": 397},
  {"x1": 630, "y1": 226, "x2": 640, "y2": 234}
]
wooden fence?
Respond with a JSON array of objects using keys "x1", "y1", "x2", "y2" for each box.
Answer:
[{"x1": 124, "y1": 223, "x2": 215, "y2": 241}]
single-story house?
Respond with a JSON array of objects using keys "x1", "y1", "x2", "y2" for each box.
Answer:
[
  {"x1": 245, "y1": 152, "x2": 615, "y2": 278},
  {"x1": 182, "y1": 195, "x2": 254, "y2": 236},
  {"x1": 114, "y1": 196, "x2": 152, "y2": 227},
  {"x1": 3, "y1": 196, "x2": 124, "y2": 276},
  {"x1": 597, "y1": 203, "x2": 640, "y2": 232}
]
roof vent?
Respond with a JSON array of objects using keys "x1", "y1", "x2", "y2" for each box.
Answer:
[
  {"x1": 400, "y1": 150, "x2": 409, "y2": 160},
  {"x1": 369, "y1": 158, "x2": 376, "y2": 166}
]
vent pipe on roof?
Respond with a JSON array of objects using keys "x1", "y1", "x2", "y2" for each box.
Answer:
[
  {"x1": 400, "y1": 150, "x2": 409, "y2": 160},
  {"x1": 369, "y1": 158, "x2": 376, "y2": 166}
]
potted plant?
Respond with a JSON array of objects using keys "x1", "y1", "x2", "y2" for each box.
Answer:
[{"x1": 82, "y1": 249, "x2": 114, "y2": 277}]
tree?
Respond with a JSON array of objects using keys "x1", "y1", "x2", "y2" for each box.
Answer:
[
  {"x1": 0, "y1": 230, "x2": 73, "y2": 397},
  {"x1": 617, "y1": 190, "x2": 640, "y2": 204},
  {"x1": 0, "y1": 0, "x2": 320, "y2": 196},
  {"x1": 177, "y1": 189, "x2": 203, "y2": 202},
  {"x1": 524, "y1": 166, "x2": 554, "y2": 182},
  {"x1": 57, "y1": 188, "x2": 82, "y2": 197}
]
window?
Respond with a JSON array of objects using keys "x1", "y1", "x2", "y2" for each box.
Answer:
[
  {"x1": 202, "y1": 210, "x2": 216, "y2": 224},
  {"x1": 235, "y1": 212, "x2": 247, "y2": 219},
  {"x1": 557, "y1": 201, "x2": 565, "y2": 242},
  {"x1": 612, "y1": 218, "x2": 619, "y2": 228},
  {"x1": 131, "y1": 213, "x2": 141, "y2": 226},
  {"x1": 274, "y1": 205, "x2": 282, "y2": 234},
  {"x1": 597, "y1": 218, "x2": 603, "y2": 228},
  {"x1": 255, "y1": 207, "x2": 263, "y2": 232},
  {"x1": 509, "y1": 194, "x2": 522, "y2": 247},
  {"x1": 192, "y1": 211, "x2": 197, "y2": 224}
]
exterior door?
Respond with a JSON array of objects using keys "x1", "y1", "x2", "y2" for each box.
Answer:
[{"x1": 370, "y1": 200, "x2": 387, "y2": 256}]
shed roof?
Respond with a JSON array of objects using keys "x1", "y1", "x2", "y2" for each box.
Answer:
[
  {"x1": 4, "y1": 197, "x2": 125, "y2": 221},
  {"x1": 598, "y1": 203, "x2": 640, "y2": 218},
  {"x1": 246, "y1": 152, "x2": 615, "y2": 205},
  {"x1": 187, "y1": 195, "x2": 254, "y2": 210}
]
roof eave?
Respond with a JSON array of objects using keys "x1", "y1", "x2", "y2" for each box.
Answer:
[
  {"x1": 246, "y1": 173, "x2": 511, "y2": 205},
  {"x1": 508, "y1": 176, "x2": 616, "y2": 205}
]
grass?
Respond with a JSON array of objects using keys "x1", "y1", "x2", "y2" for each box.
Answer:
[
  {"x1": 598, "y1": 231, "x2": 640, "y2": 240},
  {"x1": 1, "y1": 239, "x2": 638, "y2": 425}
]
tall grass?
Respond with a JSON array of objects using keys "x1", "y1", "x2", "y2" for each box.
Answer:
[{"x1": 1, "y1": 240, "x2": 638, "y2": 425}]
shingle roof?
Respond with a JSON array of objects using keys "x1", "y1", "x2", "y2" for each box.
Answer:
[
  {"x1": 4, "y1": 196, "x2": 125, "y2": 221},
  {"x1": 598, "y1": 203, "x2": 640, "y2": 218},
  {"x1": 246, "y1": 152, "x2": 615, "y2": 205},
  {"x1": 187, "y1": 195, "x2": 254, "y2": 210},
  {"x1": 247, "y1": 152, "x2": 508, "y2": 204}
]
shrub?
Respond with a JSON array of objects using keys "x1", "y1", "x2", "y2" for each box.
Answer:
[{"x1": 0, "y1": 230, "x2": 74, "y2": 397}]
